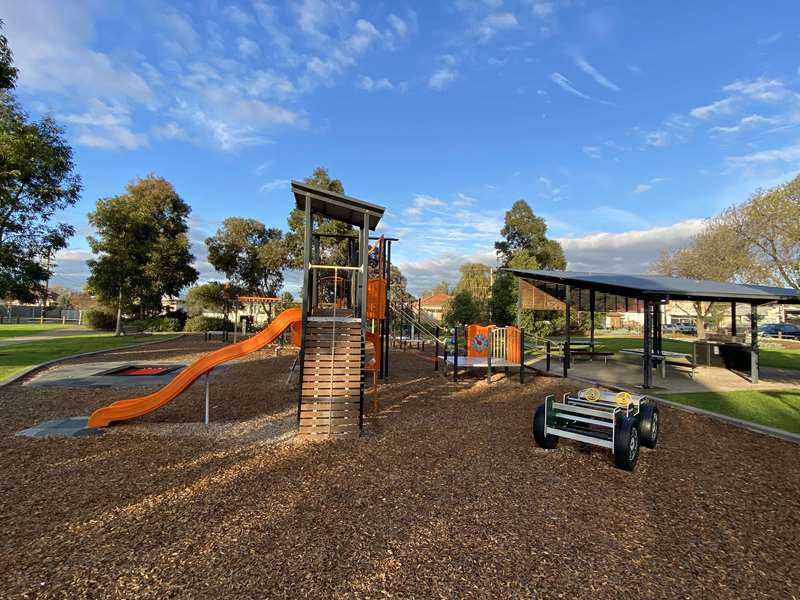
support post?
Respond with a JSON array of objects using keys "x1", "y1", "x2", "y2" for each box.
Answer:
[
  {"x1": 453, "y1": 326, "x2": 459, "y2": 383},
  {"x1": 589, "y1": 289, "x2": 596, "y2": 350},
  {"x1": 563, "y1": 285, "x2": 571, "y2": 378},
  {"x1": 731, "y1": 302, "x2": 737, "y2": 337},
  {"x1": 296, "y1": 194, "x2": 312, "y2": 423},
  {"x1": 487, "y1": 328, "x2": 493, "y2": 384},
  {"x1": 204, "y1": 371, "x2": 210, "y2": 426},
  {"x1": 643, "y1": 300, "x2": 653, "y2": 389},
  {"x1": 546, "y1": 340, "x2": 551, "y2": 372},
  {"x1": 434, "y1": 326, "x2": 440, "y2": 371},
  {"x1": 751, "y1": 304, "x2": 759, "y2": 384},
  {"x1": 519, "y1": 328, "x2": 525, "y2": 384}
]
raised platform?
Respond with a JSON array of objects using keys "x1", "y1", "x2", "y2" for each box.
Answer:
[{"x1": 17, "y1": 417, "x2": 101, "y2": 439}]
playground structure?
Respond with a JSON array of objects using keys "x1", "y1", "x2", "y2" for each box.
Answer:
[
  {"x1": 87, "y1": 181, "x2": 395, "y2": 438},
  {"x1": 436, "y1": 323, "x2": 536, "y2": 383},
  {"x1": 533, "y1": 387, "x2": 659, "y2": 471}
]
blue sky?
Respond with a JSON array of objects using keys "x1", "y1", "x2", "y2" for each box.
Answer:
[{"x1": 3, "y1": 0, "x2": 800, "y2": 294}]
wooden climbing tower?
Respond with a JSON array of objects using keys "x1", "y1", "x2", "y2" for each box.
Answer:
[{"x1": 291, "y1": 181, "x2": 390, "y2": 438}]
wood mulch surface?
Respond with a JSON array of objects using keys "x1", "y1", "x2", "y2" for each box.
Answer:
[{"x1": 0, "y1": 336, "x2": 798, "y2": 598}]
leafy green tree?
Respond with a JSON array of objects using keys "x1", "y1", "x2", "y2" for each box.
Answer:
[
  {"x1": 206, "y1": 217, "x2": 287, "y2": 296},
  {"x1": 281, "y1": 290, "x2": 294, "y2": 304},
  {"x1": 0, "y1": 23, "x2": 81, "y2": 302},
  {"x1": 720, "y1": 175, "x2": 800, "y2": 289},
  {"x1": 285, "y1": 167, "x2": 353, "y2": 268},
  {"x1": 443, "y1": 289, "x2": 482, "y2": 327},
  {"x1": 185, "y1": 281, "x2": 242, "y2": 321},
  {"x1": 87, "y1": 176, "x2": 198, "y2": 334},
  {"x1": 489, "y1": 272, "x2": 516, "y2": 326},
  {"x1": 495, "y1": 199, "x2": 566, "y2": 269}
]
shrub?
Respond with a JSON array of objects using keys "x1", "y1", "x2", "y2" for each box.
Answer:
[
  {"x1": 84, "y1": 309, "x2": 117, "y2": 330},
  {"x1": 164, "y1": 309, "x2": 188, "y2": 330},
  {"x1": 183, "y1": 316, "x2": 233, "y2": 332},
  {"x1": 145, "y1": 316, "x2": 182, "y2": 332}
]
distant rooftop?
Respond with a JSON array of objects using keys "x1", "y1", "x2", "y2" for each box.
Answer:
[
  {"x1": 421, "y1": 293, "x2": 451, "y2": 306},
  {"x1": 292, "y1": 180, "x2": 384, "y2": 230},
  {"x1": 504, "y1": 269, "x2": 800, "y2": 305}
]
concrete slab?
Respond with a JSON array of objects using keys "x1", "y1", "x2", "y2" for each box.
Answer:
[
  {"x1": 16, "y1": 417, "x2": 102, "y2": 438},
  {"x1": 533, "y1": 355, "x2": 800, "y2": 394}
]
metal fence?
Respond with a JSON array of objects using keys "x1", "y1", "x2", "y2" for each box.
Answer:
[{"x1": 0, "y1": 304, "x2": 83, "y2": 324}]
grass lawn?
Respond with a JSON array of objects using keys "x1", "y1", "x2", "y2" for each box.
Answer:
[
  {"x1": 0, "y1": 334, "x2": 178, "y2": 381},
  {"x1": 0, "y1": 323, "x2": 81, "y2": 340},
  {"x1": 660, "y1": 389, "x2": 800, "y2": 434},
  {"x1": 597, "y1": 336, "x2": 800, "y2": 371}
]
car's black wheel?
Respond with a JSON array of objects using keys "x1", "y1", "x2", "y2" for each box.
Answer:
[
  {"x1": 613, "y1": 416, "x2": 640, "y2": 471},
  {"x1": 638, "y1": 403, "x2": 659, "y2": 449},
  {"x1": 533, "y1": 404, "x2": 559, "y2": 449}
]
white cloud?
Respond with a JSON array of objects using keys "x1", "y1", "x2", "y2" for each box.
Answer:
[
  {"x1": 558, "y1": 219, "x2": 707, "y2": 273},
  {"x1": 237, "y1": 37, "x2": 260, "y2": 58},
  {"x1": 755, "y1": 32, "x2": 782, "y2": 45},
  {"x1": 627, "y1": 63, "x2": 643, "y2": 74},
  {"x1": 357, "y1": 75, "x2": 394, "y2": 91},
  {"x1": 549, "y1": 72, "x2": 591, "y2": 100},
  {"x1": 568, "y1": 48, "x2": 620, "y2": 92},
  {"x1": 476, "y1": 12, "x2": 518, "y2": 42},
  {"x1": 723, "y1": 78, "x2": 788, "y2": 103},
  {"x1": 643, "y1": 114, "x2": 690, "y2": 147},
  {"x1": 726, "y1": 141, "x2": 800, "y2": 166},
  {"x1": 583, "y1": 145, "x2": 602, "y2": 159},
  {"x1": 60, "y1": 99, "x2": 147, "y2": 150},
  {"x1": 530, "y1": 2, "x2": 555, "y2": 19},
  {"x1": 633, "y1": 177, "x2": 665, "y2": 195},
  {"x1": 152, "y1": 122, "x2": 187, "y2": 140},
  {"x1": 260, "y1": 178, "x2": 292, "y2": 193},
  {"x1": 429, "y1": 68, "x2": 458, "y2": 91},
  {"x1": 710, "y1": 114, "x2": 777, "y2": 135},
  {"x1": 223, "y1": 5, "x2": 256, "y2": 28},
  {"x1": 690, "y1": 97, "x2": 736, "y2": 119}
]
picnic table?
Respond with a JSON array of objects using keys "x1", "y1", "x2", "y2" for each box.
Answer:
[{"x1": 620, "y1": 348, "x2": 696, "y2": 378}]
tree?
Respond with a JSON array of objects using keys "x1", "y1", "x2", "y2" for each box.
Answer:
[
  {"x1": 285, "y1": 167, "x2": 353, "y2": 268},
  {"x1": 454, "y1": 263, "x2": 492, "y2": 322},
  {"x1": 87, "y1": 176, "x2": 198, "y2": 334},
  {"x1": 206, "y1": 217, "x2": 287, "y2": 297},
  {"x1": 443, "y1": 289, "x2": 482, "y2": 327},
  {"x1": 186, "y1": 281, "x2": 242, "y2": 320},
  {"x1": 489, "y1": 272, "x2": 516, "y2": 326},
  {"x1": 652, "y1": 219, "x2": 753, "y2": 338},
  {"x1": 0, "y1": 23, "x2": 82, "y2": 303},
  {"x1": 495, "y1": 199, "x2": 566, "y2": 269},
  {"x1": 720, "y1": 175, "x2": 800, "y2": 289}
]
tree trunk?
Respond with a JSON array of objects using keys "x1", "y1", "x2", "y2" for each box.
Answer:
[
  {"x1": 693, "y1": 300, "x2": 707, "y2": 339},
  {"x1": 114, "y1": 287, "x2": 123, "y2": 337}
]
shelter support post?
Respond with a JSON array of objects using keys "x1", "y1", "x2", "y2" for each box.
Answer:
[
  {"x1": 434, "y1": 326, "x2": 439, "y2": 371},
  {"x1": 731, "y1": 302, "x2": 737, "y2": 337},
  {"x1": 453, "y1": 326, "x2": 459, "y2": 383},
  {"x1": 589, "y1": 290, "x2": 595, "y2": 349},
  {"x1": 487, "y1": 328, "x2": 493, "y2": 384},
  {"x1": 643, "y1": 300, "x2": 653, "y2": 389},
  {"x1": 751, "y1": 304, "x2": 759, "y2": 384},
  {"x1": 297, "y1": 193, "x2": 312, "y2": 423},
  {"x1": 546, "y1": 340, "x2": 551, "y2": 372},
  {"x1": 519, "y1": 329, "x2": 525, "y2": 384},
  {"x1": 563, "y1": 285, "x2": 571, "y2": 378}
]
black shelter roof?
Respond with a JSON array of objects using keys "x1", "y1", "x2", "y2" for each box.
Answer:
[
  {"x1": 292, "y1": 180, "x2": 384, "y2": 230},
  {"x1": 504, "y1": 269, "x2": 800, "y2": 305}
]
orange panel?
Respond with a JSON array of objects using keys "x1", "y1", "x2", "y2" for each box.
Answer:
[
  {"x1": 467, "y1": 324, "x2": 491, "y2": 357},
  {"x1": 506, "y1": 326, "x2": 521, "y2": 363},
  {"x1": 367, "y1": 279, "x2": 387, "y2": 320}
]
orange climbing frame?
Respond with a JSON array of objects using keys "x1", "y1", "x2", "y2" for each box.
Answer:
[{"x1": 88, "y1": 307, "x2": 303, "y2": 427}]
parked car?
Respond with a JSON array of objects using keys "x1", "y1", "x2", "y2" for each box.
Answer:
[
  {"x1": 662, "y1": 323, "x2": 682, "y2": 333},
  {"x1": 758, "y1": 323, "x2": 800, "y2": 339}
]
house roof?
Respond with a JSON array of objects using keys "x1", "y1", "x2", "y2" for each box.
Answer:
[
  {"x1": 292, "y1": 180, "x2": 385, "y2": 230},
  {"x1": 504, "y1": 269, "x2": 800, "y2": 305},
  {"x1": 421, "y1": 293, "x2": 451, "y2": 306}
]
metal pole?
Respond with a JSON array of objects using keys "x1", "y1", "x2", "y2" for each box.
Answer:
[
  {"x1": 546, "y1": 340, "x2": 551, "y2": 372},
  {"x1": 751, "y1": 304, "x2": 759, "y2": 384},
  {"x1": 563, "y1": 285, "x2": 571, "y2": 378},
  {"x1": 434, "y1": 326, "x2": 440, "y2": 371},
  {"x1": 643, "y1": 300, "x2": 652, "y2": 389},
  {"x1": 731, "y1": 302, "x2": 737, "y2": 337},
  {"x1": 453, "y1": 326, "x2": 459, "y2": 383},
  {"x1": 589, "y1": 289, "x2": 596, "y2": 350},
  {"x1": 297, "y1": 193, "x2": 312, "y2": 423},
  {"x1": 204, "y1": 371, "x2": 210, "y2": 426},
  {"x1": 487, "y1": 328, "x2": 493, "y2": 384},
  {"x1": 519, "y1": 328, "x2": 525, "y2": 384}
]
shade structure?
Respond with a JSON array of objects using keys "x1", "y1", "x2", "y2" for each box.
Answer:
[
  {"x1": 503, "y1": 269, "x2": 800, "y2": 388},
  {"x1": 292, "y1": 180, "x2": 384, "y2": 230}
]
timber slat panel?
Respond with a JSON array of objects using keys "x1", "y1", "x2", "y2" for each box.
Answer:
[
  {"x1": 299, "y1": 423, "x2": 360, "y2": 432},
  {"x1": 302, "y1": 383, "x2": 361, "y2": 391},
  {"x1": 301, "y1": 401, "x2": 361, "y2": 410},
  {"x1": 301, "y1": 391, "x2": 361, "y2": 398}
]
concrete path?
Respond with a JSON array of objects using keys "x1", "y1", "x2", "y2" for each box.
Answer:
[
  {"x1": 532, "y1": 355, "x2": 800, "y2": 393},
  {"x1": 0, "y1": 328, "x2": 95, "y2": 347}
]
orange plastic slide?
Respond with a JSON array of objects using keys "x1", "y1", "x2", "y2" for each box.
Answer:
[{"x1": 88, "y1": 307, "x2": 303, "y2": 428}]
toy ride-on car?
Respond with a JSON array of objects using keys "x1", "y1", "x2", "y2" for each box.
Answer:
[{"x1": 532, "y1": 387, "x2": 659, "y2": 471}]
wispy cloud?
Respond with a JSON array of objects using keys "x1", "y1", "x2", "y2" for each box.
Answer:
[
  {"x1": 549, "y1": 72, "x2": 591, "y2": 100},
  {"x1": 568, "y1": 48, "x2": 620, "y2": 91},
  {"x1": 476, "y1": 12, "x2": 518, "y2": 43},
  {"x1": 632, "y1": 177, "x2": 665, "y2": 195},
  {"x1": 710, "y1": 114, "x2": 777, "y2": 135},
  {"x1": 429, "y1": 68, "x2": 458, "y2": 91},
  {"x1": 260, "y1": 178, "x2": 292, "y2": 193},
  {"x1": 755, "y1": 32, "x2": 782, "y2": 45},
  {"x1": 357, "y1": 75, "x2": 394, "y2": 91},
  {"x1": 727, "y1": 141, "x2": 800, "y2": 166}
]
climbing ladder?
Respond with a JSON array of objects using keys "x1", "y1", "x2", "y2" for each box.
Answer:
[{"x1": 298, "y1": 318, "x2": 364, "y2": 438}]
